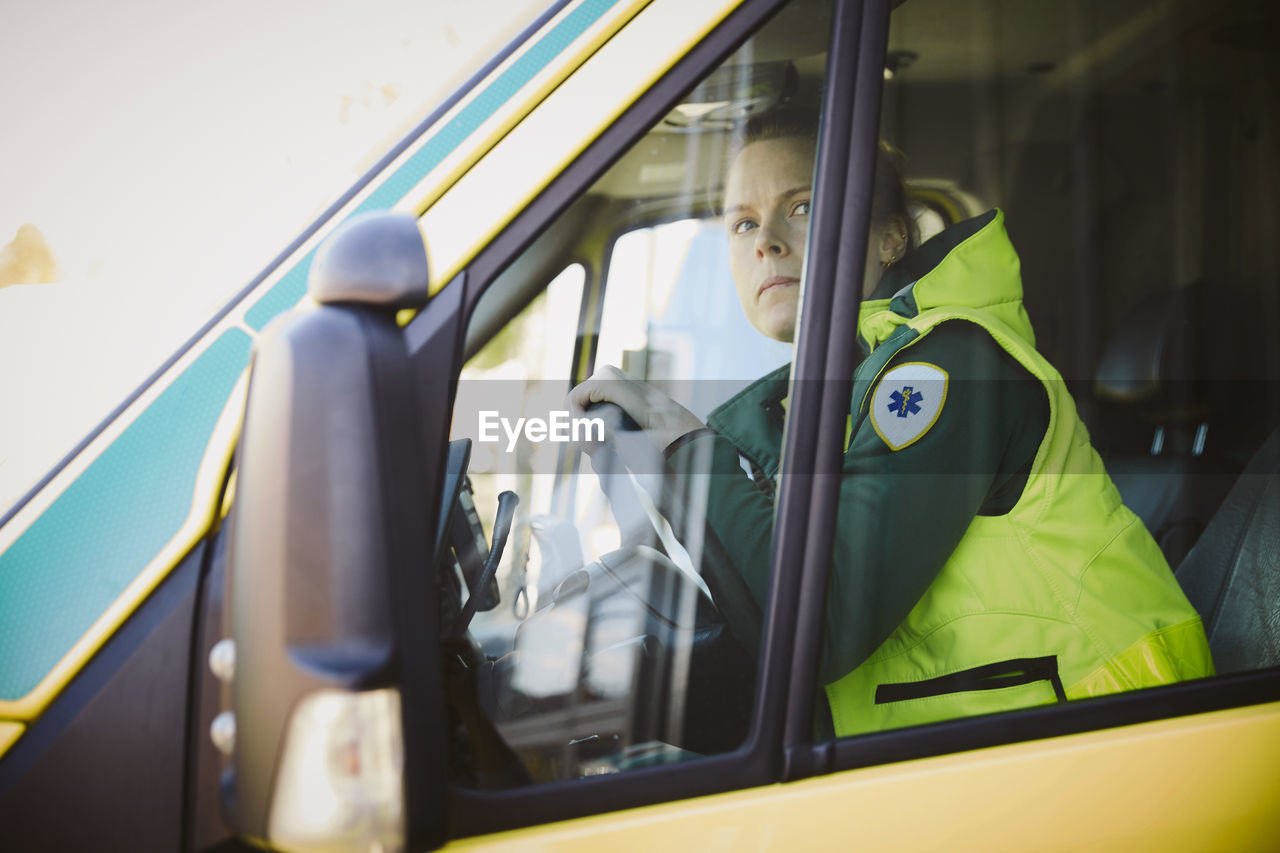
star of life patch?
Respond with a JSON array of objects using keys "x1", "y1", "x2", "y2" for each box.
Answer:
[{"x1": 869, "y1": 361, "x2": 949, "y2": 450}]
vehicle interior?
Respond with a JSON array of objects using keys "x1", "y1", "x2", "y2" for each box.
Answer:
[{"x1": 434, "y1": 0, "x2": 1280, "y2": 788}]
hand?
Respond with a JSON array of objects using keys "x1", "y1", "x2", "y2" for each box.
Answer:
[{"x1": 567, "y1": 365, "x2": 706, "y2": 451}]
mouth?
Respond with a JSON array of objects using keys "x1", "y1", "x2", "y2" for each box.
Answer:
[{"x1": 757, "y1": 276, "x2": 799, "y2": 299}]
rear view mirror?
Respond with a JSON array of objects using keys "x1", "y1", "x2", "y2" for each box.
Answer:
[{"x1": 663, "y1": 61, "x2": 797, "y2": 129}]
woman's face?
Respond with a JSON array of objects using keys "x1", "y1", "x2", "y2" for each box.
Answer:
[{"x1": 723, "y1": 136, "x2": 815, "y2": 343}]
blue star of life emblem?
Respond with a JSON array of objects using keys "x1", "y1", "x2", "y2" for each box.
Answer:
[
  {"x1": 887, "y1": 386, "x2": 924, "y2": 418},
  {"x1": 871, "y1": 363, "x2": 947, "y2": 450}
]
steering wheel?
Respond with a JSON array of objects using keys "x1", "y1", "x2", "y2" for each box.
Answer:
[
  {"x1": 582, "y1": 403, "x2": 763, "y2": 754},
  {"x1": 585, "y1": 402, "x2": 764, "y2": 654},
  {"x1": 435, "y1": 408, "x2": 763, "y2": 773}
]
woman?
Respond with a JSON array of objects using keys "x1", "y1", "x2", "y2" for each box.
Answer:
[{"x1": 569, "y1": 115, "x2": 1213, "y2": 736}]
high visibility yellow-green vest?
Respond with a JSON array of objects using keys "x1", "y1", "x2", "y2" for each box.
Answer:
[{"x1": 826, "y1": 210, "x2": 1214, "y2": 736}]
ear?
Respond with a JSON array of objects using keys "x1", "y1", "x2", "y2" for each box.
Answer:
[{"x1": 877, "y1": 216, "x2": 910, "y2": 265}]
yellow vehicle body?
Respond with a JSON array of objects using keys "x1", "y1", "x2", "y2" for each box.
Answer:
[{"x1": 453, "y1": 704, "x2": 1280, "y2": 851}]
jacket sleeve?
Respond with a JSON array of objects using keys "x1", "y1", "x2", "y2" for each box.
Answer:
[{"x1": 670, "y1": 322, "x2": 1049, "y2": 686}]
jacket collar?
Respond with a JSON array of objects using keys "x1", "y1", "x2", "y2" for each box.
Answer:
[
  {"x1": 706, "y1": 362, "x2": 791, "y2": 478},
  {"x1": 857, "y1": 208, "x2": 1033, "y2": 353}
]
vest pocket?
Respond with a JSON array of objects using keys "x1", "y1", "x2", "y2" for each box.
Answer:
[{"x1": 874, "y1": 656, "x2": 1067, "y2": 705}]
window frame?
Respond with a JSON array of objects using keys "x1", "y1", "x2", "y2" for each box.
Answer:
[
  {"x1": 767, "y1": 0, "x2": 894, "y2": 776},
  {"x1": 437, "y1": 0, "x2": 864, "y2": 837}
]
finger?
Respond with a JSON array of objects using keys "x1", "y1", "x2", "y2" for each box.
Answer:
[
  {"x1": 566, "y1": 381, "x2": 594, "y2": 416},
  {"x1": 570, "y1": 369, "x2": 647, "y2": 419},
  {"x1": 568, "y1": 368, "x2": 617, "y2": 412},
  {"x1": 566, "y1": 378, "x2": 617, "y2": 415},
  {"x1": 594, "y1": 382, "x2": 653, "y2": 425}
]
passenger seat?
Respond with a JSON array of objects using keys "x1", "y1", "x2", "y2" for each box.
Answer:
[{"x1": 1175, "y1": 427, "x2": 1280, "y2": 673}]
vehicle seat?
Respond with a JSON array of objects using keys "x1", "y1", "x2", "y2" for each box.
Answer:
[
  {"x1": 1174, "y1": 427, "x2": 1280, "y2": 673},
  {"x1": 1092, "y1": 283, "x2": 1260, "y2": 566},
  {"x1": 907, "y1": 180, "x2": 987, "y2": 243}
]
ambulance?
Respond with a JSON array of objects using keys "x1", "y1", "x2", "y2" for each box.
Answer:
[{"x1": 2, "y1": 0, "x2": 1278, "y2": 849}]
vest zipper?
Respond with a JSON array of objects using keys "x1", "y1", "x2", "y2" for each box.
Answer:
[{"x1": 874, "y1": 656, "x2": 1067, "y2": 704}]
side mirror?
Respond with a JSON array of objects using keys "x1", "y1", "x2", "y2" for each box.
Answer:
[{"x1": 218, "y1": 213, "x2": 446, "y2": 851}]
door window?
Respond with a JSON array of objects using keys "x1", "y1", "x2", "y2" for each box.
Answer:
[
  {"x1": 811, "y1": 0, "x2": 1280, "y2": 743},
  {"x1": 438, "y1": 0, "x2": 834, "y2": 795}
]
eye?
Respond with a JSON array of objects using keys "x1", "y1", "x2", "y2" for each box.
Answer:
[
  {"x1": 731, "y1": 218, "x2": 758, "y2": 236},
  {"x1": 790, "y1": 199, "x2": 811, "y2": 217}
]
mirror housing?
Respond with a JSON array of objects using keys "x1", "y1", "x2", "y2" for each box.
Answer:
[
  {"x1": 220, "y1": 213, "x2": 445, "y2": 851},
  {"x1": 309, "y1": 212, "x2": 433, "y2": 308}
]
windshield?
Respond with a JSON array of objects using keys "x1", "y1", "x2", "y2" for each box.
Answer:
[{"x1": 0, "y1": 0, "x2": 551, "y2": 515}]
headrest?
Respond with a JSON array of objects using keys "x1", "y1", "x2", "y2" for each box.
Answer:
[{"x1": 1094, "y1": 282, "x2": 1270, "y2": 422}]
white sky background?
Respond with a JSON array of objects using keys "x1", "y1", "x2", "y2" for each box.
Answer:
[{"x1": 0, "y1": 0, "x2": 549, "y2": 512}]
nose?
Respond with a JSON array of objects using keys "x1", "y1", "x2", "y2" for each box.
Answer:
[{"x1": 754, "y1": 220, "x2": 789, "y2": 260}]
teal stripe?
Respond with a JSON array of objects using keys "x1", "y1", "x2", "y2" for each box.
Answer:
[
  {"x1": 244, "y1": 0, "x2": 625, "y2": 331},
  {"x1": 244, "y1": 250, "x2": 315, "y2": 332},
  {"x1": 0, "y1": 330, "x2": 252, "y2": 700}
]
